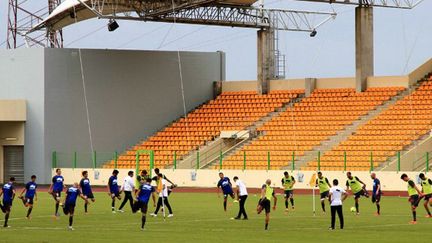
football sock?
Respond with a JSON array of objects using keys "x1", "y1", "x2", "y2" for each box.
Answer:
[{"x1": 27, "y1": 207, "x2": 33, "y2": 217}]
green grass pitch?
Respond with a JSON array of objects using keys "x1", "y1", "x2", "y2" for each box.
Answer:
[{"x1": 0, "y1": 192, "x2": 432, "y2": 242}]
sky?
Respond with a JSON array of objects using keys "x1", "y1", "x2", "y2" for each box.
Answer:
[{"x1": 1, "y1": 1, "x2": 431, "y2": 81}]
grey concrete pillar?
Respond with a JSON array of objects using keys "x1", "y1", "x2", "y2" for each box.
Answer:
[
  {"x1": 305, "y1": 78, "x2": 316, "y2": 97},
  {"x1": 355, "y1": 6, "x2": 374, "y2": 92},
  {"x1": 257, "y1": 28, "x2": 274, "y2": 95}
]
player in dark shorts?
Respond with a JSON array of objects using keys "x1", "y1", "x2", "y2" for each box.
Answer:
[
  {"x1": 419, "y1": 173, "x2": 432, "y2": 218},
  {"x1": 18, "y1": 175, "x2": 38, "y2": 219},
  {"x1": 0, "y1": 177, "x2": 16, "y2": 228},
  {"x1": 281, "y1": 172, "x2": 296, "y2": 211},
  {"x1": 257, "y1": 179, "x2": 277, "y2": 230},
  {"x1": 345, "y1": 172, "x2": 368, "y2": 215},
  {"x1": 107, "y1": 169, "x2": 121, "y2": 213},
  {"x1": 400, "y1": 173, "x2": 424, "y2": 224},
  {"x1": 370, "y1": 173, "x2": 382, "y2": 216},
  {"x1": 63, "y1": 182, "x2": 88, "y2": 230},
  {"x1": 217, "y1": 172, "x2": 236, "y2": 212},
  {"x1": 316, "y1": 172, "x2": 331, "y2": 213},
  {"x1": 133, "y1": 178, "x2": 156, "y2": 230},
  {"x1": 49, "y1": 168, "x2": 65, "y2": 218},
  {"x1": 80, "y1": 171, "x2": 95, "y2": 214}
]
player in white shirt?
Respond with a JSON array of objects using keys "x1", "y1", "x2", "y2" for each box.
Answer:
[
  {"x1": 118, "y1": 171, "x2": 135, "y2": 213},
  {"x1": 151, "y1": 173, "x2": 173, "y2": 217},
  {"x1": 233, "y1": 176, "x2": 248, "y2": 220},
  {"x1": 328, "y1": 179, "x2": 348, "y2": 230}
]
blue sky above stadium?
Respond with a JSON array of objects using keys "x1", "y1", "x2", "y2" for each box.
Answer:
[{"x1": 1, "y1": 1, "x2": 431, "y2": 81}]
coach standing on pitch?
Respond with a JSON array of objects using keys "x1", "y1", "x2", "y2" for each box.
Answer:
[
  {"x1": 329, "y1": 179, "x2": 347, "y2": 230},
  {"x1": 233, "y1": 176, "x2": 248, "y2": 220},
  {"x1": 118, "y1": 171, "x2": 135, "y2": 212}
]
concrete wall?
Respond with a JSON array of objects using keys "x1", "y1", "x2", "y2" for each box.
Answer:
[
  {"x1": 221, "y1": 76, "x2": 412, "y2": 92},
  {"x1": 315, "y1": 77, "x2": 356, "y2": 89},
  {"x1": 0, "y1": 49, "x2": 45, "y2": 184},
  {"x1": 0, "y1": 48, "x2": 224, "y2": 183},
  {"x1": 408, "y1": 58, "x2": 432, "y2": 85},
  {"x1": 58, "y1": 168, "x2": 420, "y2": 192},
  {"x1": 0, "y1": 100, "x2": 26, "y2": 121},
  {"x1": 367, "y1": 76, "x2": 409, "y2": 88},
  {"x1": 222, "y1": 79, "x2": 306, "y2": 92}
]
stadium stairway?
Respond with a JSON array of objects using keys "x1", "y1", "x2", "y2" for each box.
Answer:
[
  {"x1": 175, "y1": 93, "x2": 305, "y2": 169},
  {"x1": 294, "y1": 85, "x2": 412, "y2": 169}
]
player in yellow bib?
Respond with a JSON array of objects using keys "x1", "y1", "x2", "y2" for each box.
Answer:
[
  {"x1": 400, "y1": 173, "x2": 423, "y2": 224},
  {"x1": 257, "y1": 179, "x2": 277, "y2": 230},
  {"x1": 315, "y1": 172, "x2": 331, "y2": 213},
  {"x1": 419, "y1": 173, "x2": 432, "y2": 218},
  {"x1": 345, "y1": 172, "x2": 368, "y2": 215},
  {"x1": 281, "y1": 171, "x2": 295, "y2": 211}
]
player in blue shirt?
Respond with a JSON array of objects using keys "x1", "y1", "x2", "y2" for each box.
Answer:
[
  {"x1": 63, "y1": 182, "x2": 88, "y2": 230},
  {"x1": 80, "y1": 171, "x2": 95, "y2": 214},
  {"x1": 217, "y1": 172, "x2": 236, "y2": 212},
  {"x1": 371, "y1": 173, "x2": 382, "y2": 216},
  {"x1": 107, "y1": 169, "x2": 121, "y2": 213},
  {"x1": 49, "y1": 168, "x2": 65, "y2": 218},
  {"x1": 0, "y1": 177, "x2": 16, "y2": 228},
  {"x1": 18, "y1": 175, "x2": 38, "y2": 219},
  {"x1": 133, "y1": 178, "x2": 156, "y2": 230}
]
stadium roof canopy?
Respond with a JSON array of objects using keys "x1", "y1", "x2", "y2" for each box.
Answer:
[{"x1": 29, "y1": 0, "x2": 258, "y2": 32}]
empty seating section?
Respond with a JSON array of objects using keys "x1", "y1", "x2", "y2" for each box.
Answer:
[
  {"x1": 305, "y1": 83, "x2": 432, "y2": 171},
  {"x1": 104, "y1": 90, "x2": 303, "y2": 169},
  {"x1": 220, "y1": 87, "x2": 403, "y2": 170}
]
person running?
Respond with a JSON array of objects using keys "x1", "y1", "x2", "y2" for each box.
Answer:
[
  {"x1": 63, "y1": 182, "x2": 88, "y2": 230},
  {"x1": 133, "y1": 178, "x2": 156, "y2": 230},
  {"x1": 80, "y1": 171, "x2": 95, "y2": 214},
  {"x1": 345, "y1": 172, "x2": 368, "y2": 215},
  {"x1": 217, "y1": 172, "x2": 235, "y2": 212},
  {"x1": 315, "y1": 172, "x2": 331, "y2": 213},
  {"x1": 370, "y1": 173, "x2": 382, "y2": 216},
  {"x1": 107, "y1": 169, "x2": 121, "y2": 213},
  {"x1": 151, "y1": 173, "x2": 174, "y2": 217},
  {"x1": 329, "y1": 179, "x2": 347, "y2": 230},
  {"x1": 419, "y1": 173, "x2": 432, "y2": 218},
  {"x1": 118, "y1": 170, "x2": 135, "y2": 213},
  {"x1": 0, "y1": 177, "x2": 16, "y2": 228},
  {"x1": 18, "y1": 175, "x2": 38, "y2": 219},
  {"x1": 257, "y1": 179, "x2": 277, "y2": 230},
  {"x1": 49, "y1": 168, "x2": 65, "y2": 218},
  {"x1": 233, "y1": 176, "x2": 248, "y2": 220},
  {"x1": 281, "y1": 171, "x2": 295, "y2": 211},
  {"x1": 400, "y1": 173, "x2": 423, "y2": 224}
]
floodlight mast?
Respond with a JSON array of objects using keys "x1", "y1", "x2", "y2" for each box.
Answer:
[
  {"x1": 6, "y1": 0, "x2": 63, "y2": 49},
  {"x1": 293, "y1": 0, "x2": 424, "y2": 92},
  {"x1": 69, "y1": 0, "x2": 336, "y2": 94}
]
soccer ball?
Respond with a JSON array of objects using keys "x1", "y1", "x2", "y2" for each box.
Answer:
[{"x1": 350, "y1": 207, "x2": 356, "y2": 212}]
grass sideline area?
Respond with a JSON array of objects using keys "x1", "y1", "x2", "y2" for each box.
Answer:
[{"x1": 0, "y1": 192, "x2": 431, "y2": 242}]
